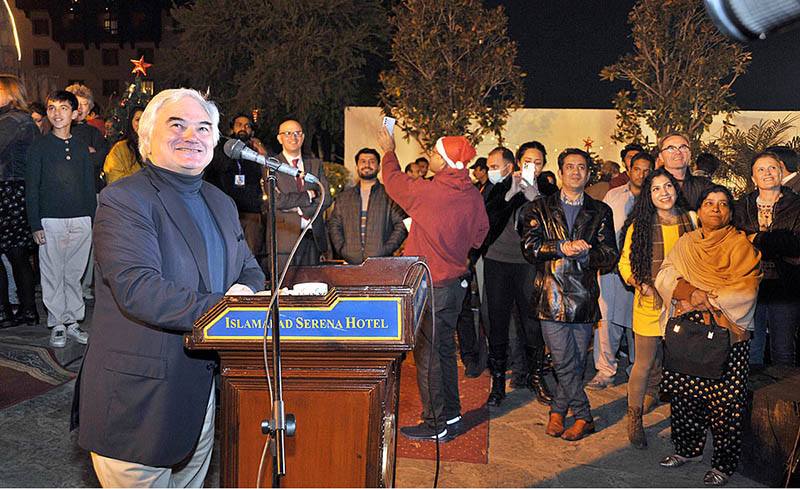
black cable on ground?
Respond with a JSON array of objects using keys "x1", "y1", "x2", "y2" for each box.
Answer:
[{"x1": 403, "y1": 261, "x2": 441, "y2": 488}]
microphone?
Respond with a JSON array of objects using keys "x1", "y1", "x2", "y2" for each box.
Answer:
[
  {"x1": 705, "y1": 0, "x2": 800, "y2": 41},
  {"x1": 223, "y1": 139, "x2": 320, "y2": 184}
]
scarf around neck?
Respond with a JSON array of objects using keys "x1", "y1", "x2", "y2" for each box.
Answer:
[
  {"x1": 647, "y1": 211, "x2": 694, "y2": 309},
  {"x1": 655, "y1": 224, "x2": 762, "y2": 332}
]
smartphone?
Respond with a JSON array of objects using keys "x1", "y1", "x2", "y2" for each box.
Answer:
[
  {"x1": 522, "y1": 162, "x2": 536, "y2": 186},
  {"x1": 382, "y1": 116, "x2": 396, "y2": 135}
]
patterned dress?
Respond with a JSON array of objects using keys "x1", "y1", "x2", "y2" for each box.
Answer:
[{"x1": 663, "y1": 311, "x2": 750, "y2": 476}]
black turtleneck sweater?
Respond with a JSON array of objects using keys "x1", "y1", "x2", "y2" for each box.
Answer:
[{"x1": 149, "y1": 162, "x2": 226, "y2": 293}]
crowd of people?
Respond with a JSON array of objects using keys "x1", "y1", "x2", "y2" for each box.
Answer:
[
  {"x1": 2, "y1": 73, "x2": 799, "y2": 487},
  {"x1": 373, "y1": 127, "x2": 792, "y2": 487}
]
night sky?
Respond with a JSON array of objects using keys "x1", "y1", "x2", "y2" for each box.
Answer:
[{"x1": 490, "y1": 0, "x2": 800, "y2": 110}]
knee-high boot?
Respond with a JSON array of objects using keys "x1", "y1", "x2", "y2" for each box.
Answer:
[{"x1": 527, "y1": 346, "x2": 553, "y2": 405}]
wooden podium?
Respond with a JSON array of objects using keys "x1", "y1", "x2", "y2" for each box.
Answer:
[{"x1": 185, "y1": 257, "x2": 428, "y2": 488}]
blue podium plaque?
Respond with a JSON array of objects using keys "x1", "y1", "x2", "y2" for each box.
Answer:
[{"x1": 203, "y1": 296, "x2": 403, "y2": 341}]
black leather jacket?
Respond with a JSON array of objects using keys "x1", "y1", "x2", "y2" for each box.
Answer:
[
  {"x1": 734, "y1": 187, "x2": 800, "y2": 288},
  {"x1": 519, "y1": 192, "x2": 619, "y2": 323}
]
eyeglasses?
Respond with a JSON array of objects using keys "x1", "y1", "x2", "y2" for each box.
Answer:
[
  {"x1": 279, "y1": 131, "x2": 303, "y2": 138},
  {"x1": 663, "y1": 144, "x2": 690, "y2": 154}
]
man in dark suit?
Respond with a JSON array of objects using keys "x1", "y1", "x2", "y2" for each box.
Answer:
[
  {"x1": 72, "y1": 88, "x2": 265, "y2": 487},
  {"x1": 264, "y1": 119, "x2": 332, "y2": 270}
]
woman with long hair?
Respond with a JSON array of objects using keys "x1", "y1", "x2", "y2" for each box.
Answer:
[
  {"x1": 103, "y1": 107, "x2": 145, "y2": 184},
  {"x1": 618, "y1": 165, "x2": 694, "y2": 448},
  {"x1": 655, "y1": 185, "x2": 761, "y2": 486},
  {"x1": 0, "y1": 74, "x2": 40, "y2": 327}
]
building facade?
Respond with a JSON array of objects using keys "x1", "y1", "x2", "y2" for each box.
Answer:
[{"x1": 2, "y1": 0, "x2": 174, "y2": 106}]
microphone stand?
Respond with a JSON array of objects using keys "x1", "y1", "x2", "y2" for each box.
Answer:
[{"x1": 264, "y1": 166, "x2": 288, "y2": 487}]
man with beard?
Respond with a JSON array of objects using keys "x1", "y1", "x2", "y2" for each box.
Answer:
[
  {"x1": 204, "y1": 113, "x2": 268, "y2": 258},
  {"x1": 328, "y1": 148, "x2": 407, "y2": 264}
]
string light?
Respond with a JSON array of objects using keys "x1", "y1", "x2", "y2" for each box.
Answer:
[{"x1": 2, "y1": 0, "x2": 21, "y2": 61}]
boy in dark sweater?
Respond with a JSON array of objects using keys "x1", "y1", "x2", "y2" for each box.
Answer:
[{"x1": 25, "y1": 90, "x2": 96, "y2": 348}]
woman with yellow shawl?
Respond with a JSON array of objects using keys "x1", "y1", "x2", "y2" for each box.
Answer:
[
  {"x1": 103, "y1": 107, "x2": 144, "y2": 184},
  {"x1": 655, "y1": 185, "x2": 762, "y2": 487}
]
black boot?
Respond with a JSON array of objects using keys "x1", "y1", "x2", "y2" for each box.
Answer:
[
  {"x1": 13, "y1": 307, "x2": 39, "y2": 327},
  {"x1": 0, "y1": 303, "x2": 14, "y2": 328},
  {"x1": 527, "y1": 346, "x2": 554, "y2": 405},
  {"x1": 486, "y1": 356, "x2": 507, "y2": 407}
]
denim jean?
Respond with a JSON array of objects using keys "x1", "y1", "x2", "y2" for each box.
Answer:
[
  {"x1": 751, "y1": 286, "x2": 800, "y2": 365},
  {"x1": 540, "y1": 320, "x2": 594, "y2": 421},
  {"x1": 414, "y1": 281, "x2": 465, "y2": 427}
]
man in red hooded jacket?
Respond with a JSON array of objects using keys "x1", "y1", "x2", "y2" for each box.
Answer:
[{"x1": 378, "y1": 126, "x2": 489, "y2": 441}]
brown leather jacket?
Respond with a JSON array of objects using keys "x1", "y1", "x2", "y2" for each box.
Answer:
[{"x1": 519, "y1": 192, "x2": 619, "y2": 323}]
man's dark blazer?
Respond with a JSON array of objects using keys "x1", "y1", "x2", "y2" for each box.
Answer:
[
  {"x1": 73, "y1": 163, "x2": 265, "y2": 466},
  {"x1": 262, "y1": 153, "x2": 332, "y2": 262}
]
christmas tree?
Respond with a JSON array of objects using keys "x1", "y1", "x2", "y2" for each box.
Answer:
[{"x1": 106, "y1": 56, "x2": 153, "y2": 145}]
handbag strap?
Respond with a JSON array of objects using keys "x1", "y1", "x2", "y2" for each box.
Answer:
[{"x1": 672, "y1": 309, "x2": 720, "y2": 328}]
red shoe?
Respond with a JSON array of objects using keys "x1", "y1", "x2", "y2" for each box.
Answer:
[{"x1": 561, "y1": 419, "x2": 595, "y2": 441}]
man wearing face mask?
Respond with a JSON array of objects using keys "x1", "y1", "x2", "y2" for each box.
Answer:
[
  {"x1": 472, "y1": 147, "x2": 550, "y2": 407},
  {"x1": 204, "y1": 113, "x2": 268, "y2": 258}
]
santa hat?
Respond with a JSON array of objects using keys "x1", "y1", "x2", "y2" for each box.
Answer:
[{"x1": 435, "y1": 136, "x2": 476, "y2": 170}]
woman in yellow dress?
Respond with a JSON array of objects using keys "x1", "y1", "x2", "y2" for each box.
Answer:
[
  {"x1": 618, "y1": 166, "x2": 695, "y2": 449},
  {"x1": 103, "y1": 107, "x2": 144, "y2": 184}
]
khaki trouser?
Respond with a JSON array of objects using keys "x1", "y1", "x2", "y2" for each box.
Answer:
[
  {"x1": 91, "y1": 384, "x2": 216, "y2": 488},
  {"x1": 39, "y1": 217, "x2": 91, "y2": 327}
]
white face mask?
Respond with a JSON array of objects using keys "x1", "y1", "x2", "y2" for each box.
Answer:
[{"x1": 488, "y1": 168, "x2": 506, "y2": 184}]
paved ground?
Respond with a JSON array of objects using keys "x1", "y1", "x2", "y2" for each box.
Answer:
[{"x1": 0, "y1": 300, "x2": 766, "y2": 487}]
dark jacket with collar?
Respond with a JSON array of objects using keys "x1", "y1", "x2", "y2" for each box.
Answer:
[
  {"x1": 474, "y1": 175, "x2": 527, "y2": 258},
  {"x1": 74, "y1": 164, "x2": 265, "y2": 466},
  {"x1": 328, "y1": 181, "x2": 407, "y2": 264},
  {"x1": 734, "y1": 187, "x2": 800, "y2": 287},
  {"x1": 204, "y1": 144, "x2": 264, "y2": 213},
  {"x1": 262, "y1": 153, "x2": 332, "y2": 261},
  {"x1": 519, "y1": 191, "x2": 619, "y2": 323}
]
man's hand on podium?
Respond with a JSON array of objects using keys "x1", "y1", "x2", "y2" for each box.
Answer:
[{"x1": 225, "y1": 283, "x2": 256, "y2": 296}]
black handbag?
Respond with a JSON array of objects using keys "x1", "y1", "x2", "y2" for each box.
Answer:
[{"x1": 663, "y1": 312, "x2": 731, "y2": 380}]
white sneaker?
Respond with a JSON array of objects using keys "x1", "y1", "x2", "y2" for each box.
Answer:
[
  {"x1": 66, "y1": 323, "x2": 89, "y2": 344},
  {"x1": 49, "y1": 325, "x2": 67, "y2": 348}
]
